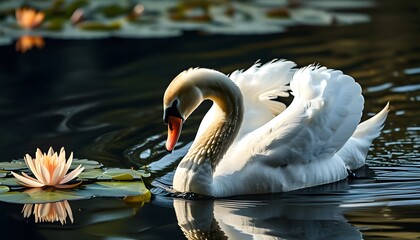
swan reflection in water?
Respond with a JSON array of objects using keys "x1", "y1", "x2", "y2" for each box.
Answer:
[{"x1": 173, "y1": 183, "x2": 362, "y2": 240}]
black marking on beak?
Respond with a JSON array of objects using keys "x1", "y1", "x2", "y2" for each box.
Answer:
[{"x1": 163, "y1": 99, "x2": 183, "y2": 124}]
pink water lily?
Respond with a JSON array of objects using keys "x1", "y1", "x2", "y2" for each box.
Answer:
[
  {"x1": 11, "y1": 147, "x2": 84, "y2": 188},
  {"x1": 15, "y1": 8, "x2": 45, "y2": 29}
]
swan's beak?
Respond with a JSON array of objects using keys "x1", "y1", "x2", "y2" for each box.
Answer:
[{"x1": 166, "y1": 116, "x2": 183, "y2": 152}]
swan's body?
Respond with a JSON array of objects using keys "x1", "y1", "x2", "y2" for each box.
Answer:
[{"x1": 163, "y1": 60, "x2": 389, "y2": 197}]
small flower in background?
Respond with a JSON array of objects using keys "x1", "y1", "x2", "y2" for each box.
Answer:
[
  {"x1": 11, "y1": 147, "x2": 84, "y2": 188},
  {"x1": 70, "y1": 8, "x2": 84, "y2": 25},
  {"x1": 126, "y1": 4, "x2": 145, "y2": 21},
  {"x1": 22, "y1": 198, "x2": 74, "y2": 225},
  {"x1": 15, "y1": 8, "x2": 45, "y2": 29},
  {"x1": 15, "y1": 35, "x2": 45, "y2": 53}
]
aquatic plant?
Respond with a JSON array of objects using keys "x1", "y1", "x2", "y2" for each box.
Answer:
[
  {"x1": 11, "y1": 147, "x2": 84, "y2": 189},
  {"x1": 15, "y1": 8, "x2": 45, "y2": 29},
  {"x1": 22, "y1": 189, "x2": 74, "y2": 225}
]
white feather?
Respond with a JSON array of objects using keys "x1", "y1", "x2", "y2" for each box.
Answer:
[{"x1": 166, "y1": 60, "x2": 389, "y2": 197}]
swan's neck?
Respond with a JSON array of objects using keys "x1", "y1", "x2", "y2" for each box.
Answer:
[{"x1": 173, "y1": 73, "x2": 243, "y2": 196}]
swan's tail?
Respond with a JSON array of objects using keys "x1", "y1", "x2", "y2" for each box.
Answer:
[{"x1": 338, "y1": 102, "x2": 390, "y2": 170}]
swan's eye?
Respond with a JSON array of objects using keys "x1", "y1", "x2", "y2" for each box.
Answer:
[{"x1": 163, "y1": 99, "x2": 183, "y2": 124}]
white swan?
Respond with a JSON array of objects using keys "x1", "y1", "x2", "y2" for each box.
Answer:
[{"x1": 163, "y1": 60, "x2": 389, "y2": 197}]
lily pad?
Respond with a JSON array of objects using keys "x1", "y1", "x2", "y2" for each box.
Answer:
[
  {"x1": 78, "y1": 22, "x2": 122, "y2": 31},
  {"x1": 0, "y1": 160, "x2": 27, "y2": 170},
  {"x1": 0, "y1": 171, "x2": 7, "y2": 178},
  {"x1": 0, "y1": 177, "x2": 20, "y2": 187},
  {"x1": 72, "y1": 159, "x2": 103, "y2": 170},
  {"x1": 0, "y1": 186, "x2": 9, "y2": 194},
  {"x1": 124, "y1": 192, "x2": 151, "y2": 203},
  {"x1": 77, "y1": 168, "x2": 150, "y2": 181},
  {"x1": 0, "y1": 188, "x2": 88, "y2": 204},
  {"x1": 101, "y1": 168, "x2": 150, "y2": 180},
  {"x1": 77, "y1": 169, "x2": 104, "y2": 180},
  {"x1": 83, "y1": 181, "x2": 149, "y2": 197},
  {"x1": 0, "y1": 180, "x2": 149, "y2": 204}
]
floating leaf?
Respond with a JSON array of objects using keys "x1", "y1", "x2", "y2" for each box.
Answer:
[
  {"x1": 0, "y1": 171, "x2": 7, "y2": 178},
  {"x1": 72, "y1": 159, "x2": 102, "y2": 170},
  {"x1": 0, "y1": 177, "x2": 21, "y2": 187},
  {"x1": 77, "y1": 168, "x2": 150, "y2": 181},
  {"x1": 101, "y1": 168, "x2": 150, "y2": 180},
  {"x1": 0, "y1": 188, "x2": 88, "y2": 204},
  {"x1": 0, "y1": 186, "x2": 9, "y2": 194},
  {"x1": 77, "y1": 169, "x2": 104, "y2": 180},
  {"x1": 0, "y1": 180, "x2": 149, "y2": 204},
  {"x1": 0, "y1": 160, "x2": 27, "y2": 170},
  {"x1": 78, "y1": 21, "x2": 122, "y2": 31},
  {"x1": 124, "y1": 191, "x2": 151, "y2": 205},
  {"x1": 83, "y1": 181, "x2": 149, "y2": 197}
]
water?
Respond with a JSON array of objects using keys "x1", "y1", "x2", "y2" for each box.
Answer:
[{"x1": 0, "y1": 0, "x2": 419, "y2": 239}]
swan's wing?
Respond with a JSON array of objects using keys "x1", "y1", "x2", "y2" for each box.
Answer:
[
  {"x1": 227, "y1": 65, "x2": 364, "y2": 168},
  {"x1": 196, "y1": 60, "x2": 296, "y2": 140},
  {"x1": 229, "y1": 60, "x2": 296, "y2": 139}
]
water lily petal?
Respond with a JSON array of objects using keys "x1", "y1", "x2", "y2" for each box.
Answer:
[
  {"x1": 50, "y1": 161, "x2": 65, "y2": 186},
  {"x1": 11, "y1": 171, "x2": 44, "y2": 188},
  {"x1": 47, "y1": 147, "x2": 54, "y2": 157},
  {"x1": 21, "y1": 172, "x2": 42, "y2": 183},
  {"x1": 63, "y1": 152, "x2": 74, "y2": 174},
  {"x1": 34, "y1": 157, "x2": 47, "y2": 184},
  {"x1": 59, "y1": 147, "x2": 66, "y2": 162},
  {"x1": 49, "y1": 152, "x2": 59, "y2": 172},
  {"x1": 59, "y1": 165, "x2": 84, "y2": 184},
  {"x1": 24, "y1": 154, "x2": 44, "y2": 183},
  {"x1": 39, "y1": 162, "x2": 51, "y2": 184}
]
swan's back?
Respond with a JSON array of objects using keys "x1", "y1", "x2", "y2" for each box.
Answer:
[
  {"x1": 213, "y1": 64, "x2": 366, "y2": 196},
  {"x1": 211, "y1": 60, "x2": 297, "y2": 142}
]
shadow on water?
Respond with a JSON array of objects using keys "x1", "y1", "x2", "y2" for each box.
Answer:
[{"x1": 0, "y1": 0, "x2": 419, "y2": 239}]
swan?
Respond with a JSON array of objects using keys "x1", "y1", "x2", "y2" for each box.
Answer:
[{"x1": 163, "y1": 60, "x2": 389, "y2": 197}]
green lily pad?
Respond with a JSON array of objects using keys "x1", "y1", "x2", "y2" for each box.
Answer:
[
  {"x1": 0, "y1": 177, "x2": 20, "y2": 187},
  {"x1": 0, "y1": 180, "x2": 149, "y2": 204},
  {"x1": 77, "y1": 169, "x2": 104, "y2": 180},
  {"x1": 45, "y1": 17, "x2": 66, "y2": 31},
  {"x1": 101, "y1": 168, "x2": 150, "y2": 180},
  {"x1": 78, "y1": 21, "x2": 122, "y2": 31},
  {"x1": 100, "y1": 5, "x2": 129, "y2": 18},
  {"x1": 0, "y1": 160, "x2": 27, "y2": 170},
  {"x1": 82, "y1": 181, "x2": 149, "y2": 197},
  {"x1": 0, "y1": 189, "x2": 88, "y2": 204},
  {"x1": 72, "y1": 159, "x2": 103, "y2": 170},
  {"x1": 77, "y1": 168, "x2": 150, "y2": 181},
  {"x1": 0, "y1": 171, "x2": 7, "y2": 178},
  {"x1": 0, "y1": 186, "x2": 9, "y2": 194}
]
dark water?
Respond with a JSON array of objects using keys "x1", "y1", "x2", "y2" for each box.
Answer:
[{"x1": 0, "y1": 1, "x2": 419, "y2": 239}]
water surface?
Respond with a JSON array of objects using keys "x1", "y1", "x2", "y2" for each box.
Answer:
[{"x1": 0, "y1": 0, "x2": 419, "y2": 239}]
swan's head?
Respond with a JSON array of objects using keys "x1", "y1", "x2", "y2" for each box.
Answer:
[{"x1": 163, "y1": 69, "x2": 207, "y2": 152}]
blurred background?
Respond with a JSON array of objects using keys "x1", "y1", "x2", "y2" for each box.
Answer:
[{"x1": 0, "y1": 0, "x2": 419, "y2": 239}]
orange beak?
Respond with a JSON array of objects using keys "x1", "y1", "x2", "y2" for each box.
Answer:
[{"x1": 166, "y1": 116, "x2": 183, "y2": 152}]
